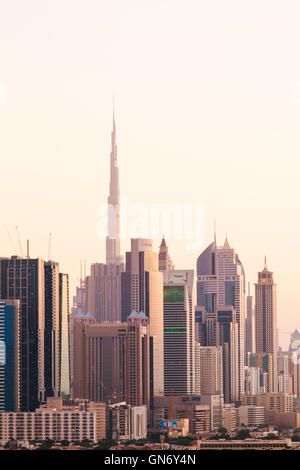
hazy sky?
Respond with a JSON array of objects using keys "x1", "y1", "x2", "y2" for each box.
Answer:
[{"x1": 1, "y1": 0, "x2": 300, "y2": 348}]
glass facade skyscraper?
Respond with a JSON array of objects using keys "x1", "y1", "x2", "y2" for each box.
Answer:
[{"x1": 0, "y1": 300, "x2": 20, "y2": 411}]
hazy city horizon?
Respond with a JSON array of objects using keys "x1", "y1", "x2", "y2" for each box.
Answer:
[{"x1": 1, "y1": 2, "x2": 300, "y2": 351}]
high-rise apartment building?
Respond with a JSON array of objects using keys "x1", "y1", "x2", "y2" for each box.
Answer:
[
  {"x1": 255, "y1": 258, "x2": 278, "y2": 392},
  {"x1": 195, "y1": 346, "x2": 223, "y2": 396}
]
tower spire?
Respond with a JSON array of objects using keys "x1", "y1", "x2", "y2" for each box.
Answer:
[
  {"x1": 223, "y1": 232, "x2": 230, "y2": 249},
  {"x1": 214, "y1": 218, "x2": 216, "y2": 246},
  {"x1": 264, "y1": 255, "x2": 267, "y2": 270},
  {"x1": 106, "y1": 102, "x2": 122, "y2": 265},
  {"x1": 113, "y1": 95, "x2": 115, "y2": 127}
]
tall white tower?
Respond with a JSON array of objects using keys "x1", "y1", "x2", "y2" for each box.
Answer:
[{"x1": 106, "y1": 105, "x2": 123, "y2": 265}]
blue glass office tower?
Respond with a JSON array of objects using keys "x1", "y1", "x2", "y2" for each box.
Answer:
[{"x1": 0, "y1": 300, "x2": 20, "y2": 411}]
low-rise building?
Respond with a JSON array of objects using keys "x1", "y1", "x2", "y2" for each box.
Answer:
[
  {"x1": 239, "y1": 406, "x2": 265, "y2": 427},
  {"x1": 107, "y1": 402, "x2": 147, "y2": 441},
  {"x1": 0, "y1": 398, "x2": 106, "y2": 444},
  {"x1": 241, "y1": 393, "x2": 293, "y2": 424},
  {"x1": 197, "y1": 439, "x2": 291, "y2": 450}
]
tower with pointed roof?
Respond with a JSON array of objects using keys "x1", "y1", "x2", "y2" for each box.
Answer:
[
  {"x1": 89, "y1": 106, "x2": 124, "y2": 323},
  {"x1": 106, "y1": 103, "x2": 123, "y2": 265},
  {"x1": 255, "y1": 257, "x2": 278, "y2": 392},
  {"x1": 196, "y1": 232, "x2": 246, "y2": 401},
  {"x1": 158, "y1": 236, "x2": 175, "y2": 280}
]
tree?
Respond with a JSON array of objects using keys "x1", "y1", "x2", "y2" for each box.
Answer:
[
  {"x1": 170, "y1": 436, "x2": 194, "y2": 447},
  {"x1": 265, "y1": 433, "x2": 278, "y2": 440},
  {"x1": 235, "y1": 429, "x2": 250, "y2": 440},
  {"x1": 60, "y1": 440, "x2": 69, "y2": 447},
  {"x1": 37, "y1": 439, "x2": 55, "y2": 450},
  {"x1": 81, "y1": 439, "x2": 92, "y2": 448},
  {"x1": 218, "y1": 427, "x2": 227, "y2": 434},
  {"x1": 95, "y1": 439, "x2": 116, "y2": 450}
]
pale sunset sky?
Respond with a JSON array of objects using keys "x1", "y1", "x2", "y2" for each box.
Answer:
[{"x1": 1, "y1": 0, "x2": 300, "y2": 348}]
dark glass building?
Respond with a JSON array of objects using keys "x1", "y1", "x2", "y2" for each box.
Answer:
[
  {"x1": 0, "y1": 257, "x2": 45, "y2": 411},
  {"x1": 0, "y1": 300, "x2": 20, "y2": 411}
]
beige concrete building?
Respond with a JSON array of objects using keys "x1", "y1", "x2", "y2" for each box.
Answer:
[
  {"x1": 73, "y1": 312, "x2": 150, "y2": 407},
  {"x1": 196, "y1": 345, "x2": 223, "y2": 395},
  {"x1": 0, "y1": 400, "x2": 106, "y2": 444},
  {"x1": 223, "y1": 403, "x2": 238, "y2": 435},
  {"x1": 242, "y1": 392, "x2": 293, "y2": 424},
  {"x1": 122, "y1": 239, "x2": 164, "y2": 399},
  {"x1": 239, "y1": 405, "x2": 265, "y2": 427},
  {"x1": 107, "y1": 402, "x2": 147, "y2": 441}
]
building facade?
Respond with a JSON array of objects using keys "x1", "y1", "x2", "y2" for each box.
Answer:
[
  {"x1": 163, "y1": 269, "x2": 195, "y2": 396},
  {"x1": 0, "y1": 300, "x2": 20, "y2": 411},
  {"x1": 0, "y1": 257, "x2": 45, "y2": 411},
  {"x1": 255, "y1": 258, "x2": 278, "y2": 392},
  {"x1": 196, "y1": 237, "x2": 246, "y2": 400}
]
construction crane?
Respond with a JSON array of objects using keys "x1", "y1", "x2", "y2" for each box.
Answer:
[
  {"x1": 4, "y1": 225, "x2": 16, "y2": 253},
  {"x1": 15, "y1": 226, "x2": 24, "y2": 257},
  {"x1": 48, "y1": 233, "x2": 52, "y2": 260}
]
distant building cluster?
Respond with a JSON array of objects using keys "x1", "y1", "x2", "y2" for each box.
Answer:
[{"x1": 1, "y1": 112, "x2": 300, "y2": 447}]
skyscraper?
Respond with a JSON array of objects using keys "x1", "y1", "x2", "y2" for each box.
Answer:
[
  {"x1": 72, "y1": 311, "x2": 150, "y2": 406},
  {"x1": 0, "y1": 257, "x2": 45, "y2": 411},
  {"x1": 126, "y1": 311, "x2": 150, "y2": 407},
  {"x1": 59, "y1": 273, "x2": 70, "y2": 397},
  {"x1": 277, "y1": 348, "x2": 289, "y2": 393},
  {"x1": 0, "y1": 300, "x2": 20, "y2": 411},
  {"x1": 216, "y1": 307, "x2": 239, "y2": 402},
  {"x1": 106, "y1": 105, "x2": 123, "y2": 266},
  {"x1": 163, "y1": 269, "x2": 195, "y2": 396},
  {"x1": 249, "y1": 352, "x2": 273, "y2": 393},
  {"x1": 197, "y1": 236, "x2": 246, "y2": 400},
  {"x1": 122, "y1": 239, "x2": 164, "y2": 402},
  {"x1": 44, "y1": 261, "x2": 60, "y2": 399},
  {"x1": 195, "y1": 345, "x2": 223, "y2": 396},
  {"x1": 255, "y1": 257, "x2": 278, "y2": 392},
  {"x1": 245, "y1": 282, "x2": 255, "y2": 365},
  {"x1": 158, "y1": 236, "x2": 175, "y2": 276},
  {"x1": 89, "y1": 263, "x2": 123, "y2": 323},
  {"x1": 87, "y1": 108, "x2": 124, "y2": 323}
]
